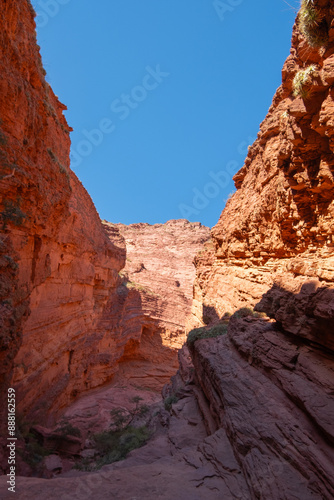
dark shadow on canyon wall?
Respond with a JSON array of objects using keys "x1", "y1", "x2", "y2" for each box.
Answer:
[
  {"x1": 202, "y1": 304, "x2": 220, "y2": 325},
  {"x1": 255, "y1": 281, "x2": 334, "y2": 352}
]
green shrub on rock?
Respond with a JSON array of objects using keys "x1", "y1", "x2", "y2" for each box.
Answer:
[
  {"x1": 75, "y1": 396, "x2": 151, "y2": 471},
  {"x1": 164, "y1": 394, "x2": 179, "y2": 411},
  {"x1": 298, "y1": 0, "x2": 328, "y2": 48},
  {"x1": 292, "y1": 65, "x2": 317, "y2": 100},
  {"x1": 186, "y1": 323, "x2": 228, "y2": 347},
  {"x1": 231, "y1": 307, "x2": 267, "y2": 319}
]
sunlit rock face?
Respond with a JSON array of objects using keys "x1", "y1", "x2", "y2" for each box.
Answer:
[
  {"x1": 0, "y1": 0, "x2": 127, "y2": 421},
  {"x1": 190, "y1": 3, "x2": 334, "y2": 329},
  {"x1": 103, "y1": 219, "x2": 210, "y2": 391},
  {"x1": 0, "y1": 0, "x2": 210, "y2": 424}
]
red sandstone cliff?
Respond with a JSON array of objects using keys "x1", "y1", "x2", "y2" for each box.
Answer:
[
  {"x1": 183, "y1": 1, "x2": 334, "y2": 497},
  {"x1": 103, "y1": 220, "x2": 210, "y2": 390},
  {"x1": 191, "y1": 2, "x2": 334, "y2": 329},
  {"x1": 0, "y1": 0, "x2": 209, "y2": 425},
  {"x1": 0, "y1": 0, "x2": 128, "y2": 423}
]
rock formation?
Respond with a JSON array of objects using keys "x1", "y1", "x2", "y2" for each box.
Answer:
[
  {"x1": 1, "y1": 0, "x2": 334, "y2": 499},
  {"x1": 183, "y1": 0, "x2": 334, "y2": 497},
  {"x1": 103, "y1": 220, "x2": 210, "y2": 390},
  {"x1": 0, "y1": 1, "x2": 209, "y2": 426},
  {"x1": 0, "y1": 0, "x2": 134, "y2": 425},
  {"x1": 190, "y1": 1, "x2": 334, "y2": 327}
]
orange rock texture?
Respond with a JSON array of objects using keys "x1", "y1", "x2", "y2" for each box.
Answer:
[
  {"x1": 0, "y1": 1, "x2": 209, "y2": 425},
  {"x1": 180, "y1": 2, "x2": 334, "y2": 497},
  {"x1": 190, "y1": 1, "x2": 334, "y2": 331},
  {"x1": 103, "y1": 220, "x2": 210, "y2": 390},
  {"x1": 0, "y1": 0, "x2": 126, "y2": 422}
]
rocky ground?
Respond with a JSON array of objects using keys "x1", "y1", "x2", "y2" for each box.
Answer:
[{"x1": 1, "y1": 309, "x2": 333, "y2": 499}]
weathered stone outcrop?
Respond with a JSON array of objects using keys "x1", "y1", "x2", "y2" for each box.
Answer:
[
  {"x1": 189, "y1": 316, "x2": 334, "y2": 499},
  {"x1": 103, "y1": 220, "x2": 210, "y2": 390},
  {"x1": 190, "y1": 1, "x2": 334, "y2": 328},
  {"x1": 182, "y1": 2, "x2": 334, "y2": 498},
  {"x1": 1, "y1": 326, "x2": 333, "y2": 498}
]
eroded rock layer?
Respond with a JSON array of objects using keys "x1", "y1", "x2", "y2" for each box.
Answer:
[
  {"x1": 190, "y1": 1, "x2": 334, "y2": 329},
  {"x1": 0, "y1": 0, "x2": 128, "y2": 422},
  {"x1": 190, "y1": 316, "x2": 334, "y2": 499},
  {"x1": 103, "y1": 220, "x2": 210, "y2": 390},
  {"x1": 0, "y1": 1, "x2": 210, "y2": 424},
  {"x1": 184, "y1": 2, "x2": 334, "y2": 498}
]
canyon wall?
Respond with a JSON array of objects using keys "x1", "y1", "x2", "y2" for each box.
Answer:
[
  {"x1": 182, "y1": 1, "x2": 334, "y2": 497},
  {"x1": 0, "y1": 1, "x2": 333, "y2": 498},
  {"x1": 0, "y1": 0, "x2": 128, "y2": 423},
  {"x1": 103, "y1": 220, "x2": 210, "y2": 390},
  {"x1": 0, "y1": 1, "x2": 209, "y2": 425},
  {"x1": 190, "y1": 1, "x2": 334, "y2": 330}
]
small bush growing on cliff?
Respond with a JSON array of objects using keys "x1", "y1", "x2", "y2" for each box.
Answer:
[
  {"x1": 187, "y1": 323, "x2": 228, "y2": 347},
  {"x1": 55, "y1": 422, "x2": 81, "y2": 438},
  {"x1": 298, "y1": 0, "x2": 328, "y2": 48},
  {"x1": 89, "y1": 427, "x2": 149, "y2": 468},
  {"x1": 47, "y1": 148, "x2": 70, "y2": 181},
  {"x1": 123, "y1": 280, "x2": 158, "y2": 297},
  {"x1": 92, "y1": 426, "x2": 150, "y2": 469},
  {"x1": 292, "y1": 65, "x2": 317, "y2": 99},
  {"x1": 110, "y1": 397, "x2": 149, "y2": 432},
  {"x1": 75, "y1": 397, "x2": 151, "y2": 471},
  {"x1": 21, "y1": 440, "x2": 51, "y2": 467},
  {"x1": 231, "y1": 307, "x2": 266, "y2": 319},
  {"x1": 16, "y1": 415, "x2": 51, "y2": 469},
  {"x1": 1, "y1": 200, "x2": 26, "y2": 228},
  {"x1": 164, "y1": 394, "x2": 179, "y2": 411}
]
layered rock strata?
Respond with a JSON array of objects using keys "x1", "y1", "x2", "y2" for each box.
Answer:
[
  {"x1": 103, "y1": 220, "x2": 210, "y2": 390},
  {"x1": 0, "y1": 349, "x2": 252, "y2": 499},
  {"x1": 0, "y1": 0, "x2": 126, "y2": 423},
  {"x1": 1, "y1": 329, "x2": 333, "y2": 498},
  {"x1": 184, "y1": 1, "x2": 334, "y2": 497},
  {"x1": 190, "y1": 0, "x2": 334, "y2": 328},
  {"x1": 0, "y1": 1, "x2": 210, "y2": 426},
  {"x1": 189, "y1": 315, "x2": 334, "y2": 499}
]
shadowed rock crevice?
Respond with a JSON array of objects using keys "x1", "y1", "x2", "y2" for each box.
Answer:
[
  {"x1": 184, "y1": 299, "x2": 334, "y2": 499},
  {"x1": 102, "y1": 219, "x2": 210, "y2": 392},
  {"x1": 255, "y1": 281, "x2": 334, "y2": 351},
  {"x1": 6, "y1": 295, "x2": 332, "y2": 499}
]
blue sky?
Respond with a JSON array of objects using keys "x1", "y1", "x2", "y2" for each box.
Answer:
[{"x1": 31, "y1": 0, "x2": 296, "y2": 228}]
